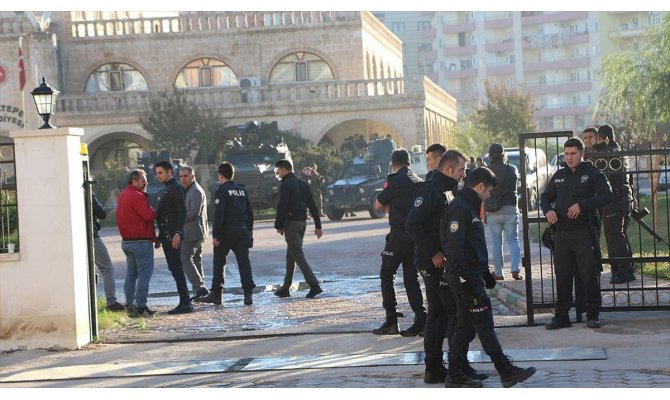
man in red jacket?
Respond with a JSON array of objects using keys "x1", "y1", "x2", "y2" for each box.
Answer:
[{"x1": 116, "y1": 169, "x2": 159, "y2": 317}]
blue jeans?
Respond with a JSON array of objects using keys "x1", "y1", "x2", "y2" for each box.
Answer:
[
  {"x1": 122, "y1": 241, "x2": 154, "y2": 308},
  {"x1": 487, "y1": 211, "x2": 521, "y2": 276}
]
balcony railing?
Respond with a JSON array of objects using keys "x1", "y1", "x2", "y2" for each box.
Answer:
[
  {"x1": 0, "y1": 16, "x2": 37, "y2": 35},
  {"x1": 70, "y1": 11, "x2": 359, "y2": 38},
  {"x1": 57, "y1": 78, "x2": 414, "y2": 116}
]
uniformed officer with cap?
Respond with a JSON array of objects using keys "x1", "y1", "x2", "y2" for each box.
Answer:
[{"x1": 372, "y1": 148, "x2": 426, "y2": 336}]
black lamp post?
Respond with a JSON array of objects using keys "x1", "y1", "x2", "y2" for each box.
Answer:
[{"x1": 30, "y1": 77, "x2": 60, "y2": 129}]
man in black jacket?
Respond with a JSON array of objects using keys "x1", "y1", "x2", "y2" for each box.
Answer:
[
  {"x1": 406, "y1": 149, "x2": 486, "y2": 384},
  {"x1": 372, "y1": 149, "x2": 425, "y2": 337},
  {"x1": 541, "y1": 137, "x2": 613, "y2": 329},
  {"x1": 442, "y1": 167, "x2": 536, "y2": 388},
  {"x1": 155, "y1": 160, "x2": 192, "y2": 314},
  {"x1": 274, "y1": 159, "x2": 324, "y2": 299},
  {"x1": 92, "y1": 193, "x2": 124, "y2": 312},
  {"x1": 199, "y1": 162, "x2": 256, "y2": 306}
]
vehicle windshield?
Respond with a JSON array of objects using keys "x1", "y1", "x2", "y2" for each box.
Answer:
[
  {"x1": 342, "y1": 163, "x2": 377, "y2": 178},
  {"x1": 224, "y1": 151, "x2": 277, "y2": 166}
]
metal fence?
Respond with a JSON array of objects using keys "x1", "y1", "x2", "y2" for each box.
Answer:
[
  {"x1": 0, "y1": 142, "x2": 19, "y2": 254},
  {"x1": 518, "y1": 131, "x2": 670, "y2": 326}
]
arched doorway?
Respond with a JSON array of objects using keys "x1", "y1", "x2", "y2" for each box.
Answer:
[{"x1": 87, "y1": 132, "x2": 152, "y2": 173}]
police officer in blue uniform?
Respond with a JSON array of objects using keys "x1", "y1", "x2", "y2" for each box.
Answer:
[
  {"x1": 442, "y1": 167, "x2": 536, "y2": 388},
  {"x1": 541, "y1": 138, "x2": 613, "y2": 329},
  {"x1": 406, "y1": 149, "x2": 486, "y2": 384},
  {"x1": 372, "y1": 149, "x2": 426, "y2": 336},
  {"x1": 199, "y1": 162, "x2": 256, "y2": 306}
]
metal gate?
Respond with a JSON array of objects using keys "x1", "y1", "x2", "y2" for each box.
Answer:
[{"x1": 518, "y1": 131, "x2": 670, "y2": 326}]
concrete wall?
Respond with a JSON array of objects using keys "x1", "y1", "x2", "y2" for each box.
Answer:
[{"x1": 0, "y1": 127, "x2": 92, "y2": 350}]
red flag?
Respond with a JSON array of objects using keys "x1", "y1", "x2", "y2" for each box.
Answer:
[{"x1": 18, "y1": 44, "x2": 26, "y2": 90}]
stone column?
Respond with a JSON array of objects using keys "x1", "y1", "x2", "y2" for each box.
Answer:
[{"x1": 0, "y1": 127, "x2": 92, "y2": 350}]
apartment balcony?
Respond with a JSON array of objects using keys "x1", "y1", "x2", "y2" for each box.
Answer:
[
  {"x1": 526, "y1": 81, "x2": 592, "y2": 96},
  {"x1": 421, "y1": 11, "x2": 435, "y2": 17},
  {"x1": 442, "y1": 20, "x2": 475, "y2": 33},
  {"x1": 444, "y1": 45, "x2": 476, "y2": 56},
  {"x1": 55, "y1": 78, "x2": 421, "y2": 125},
  {"x1": 609, "y1": 23, "x2": 657, "y2": 39},
  {"x1": 486, "y1": 63, "x2": 515, "y2": 76},
  {"x1": 523, "y1": 57, "x2": 590, "y2": 73},
  {"x1": 453, "y1": 91, "x2": 478, "y2": 101},
  {"x1": 423, "y1": 50, "x2": 437, "y2": 62},
  {"x1": 564, "y1": 32, "x2": 590, "y2": 45},
  {"x1": 484, "y1": 16, "x2": 513, "y2": 29},
  {"x1": 421, "y1": 28, "x2": 436, "y2": 39},
  {"x1": 535, "y1": 103, "x2": 591, "y2": 118},
  {"x1": 521, "y1": 11, "x2": 588, "y2": 26},
  {"x1": 484, "y1": 39, "x2": 514, "y2": 52},
  {"x1": 443, "y1": 68, "x2": 477, "y2": 79}
]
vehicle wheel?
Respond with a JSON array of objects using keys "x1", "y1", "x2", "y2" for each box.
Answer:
[
  {"x1": 325, "y1": 206, "x2": 344, "y2": 221},
  {"x1": 368, "y1": 195, "x2": 386, "y2": 219}
]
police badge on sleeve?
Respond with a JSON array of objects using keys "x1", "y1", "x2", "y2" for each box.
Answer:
[
  {"x1": 450, "y1": 221, "x2": 459, "y2": 232},
  {"x1": 414, "y1": 196, "x2": 423, "y2": 207}
]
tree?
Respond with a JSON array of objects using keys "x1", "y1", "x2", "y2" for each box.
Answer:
[
  {"x1": 595, "y1": 14, "x2": 670, "y2": 144},
  {"x1": 451, "y1": 119, "x2": 496, "y2": 160},
  {"x1": 471, "y1": 80, "x2": 537, "y2": 148},
  {"x1": 138, "y1": 89, "x2": 227, "y2": 163},
  {"x1": 280, "y1": 130, "x2": 343, "y2": 185}
]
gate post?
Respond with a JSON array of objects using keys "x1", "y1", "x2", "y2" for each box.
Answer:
[{"x1": 0, "y1": 127, "x2": 92, "y2": 350}]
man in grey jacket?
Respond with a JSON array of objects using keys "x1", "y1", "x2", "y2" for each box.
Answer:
[{"x1": 179, "y1": 166, "x2": 210, "y2": 301}]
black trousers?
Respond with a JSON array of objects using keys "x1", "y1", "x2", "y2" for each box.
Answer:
[
  {"x1": 421, "y1": 268, "x2": 460, "y2": 372},
  {"x1": 553, "y1": 228, "x2": 601, "y2": 319},
  {"x1": 212, "y1": 231, "x2": 256, "y2": 293},
  {"x1": 161, "y1": 239, "x2": 190, "y2": 304},
  {"x1": 380, "y1": 229, "x2": 425, "y2": 319},
  {"x1": 446, "y1": 272, "x2": 503, "y2": 373},
  {"x1": 601, "y1": 194, "x2": 634, "y2": 278}
]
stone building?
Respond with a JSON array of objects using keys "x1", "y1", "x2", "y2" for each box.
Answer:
[{"x1": 0, "y1": 11, "x2": 457, "y2": 173}]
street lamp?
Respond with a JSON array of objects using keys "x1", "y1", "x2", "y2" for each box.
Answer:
[{"x1": 30, "y1": 77, "x2": 59, "y2": 129}]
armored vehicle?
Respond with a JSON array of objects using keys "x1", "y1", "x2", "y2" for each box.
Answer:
[
  {"x1": 323, "y1": 138, "x2": 396, "y2": 220},
  {"x1": 213, "y1": 121, "x2": 290, "y2": 210}
]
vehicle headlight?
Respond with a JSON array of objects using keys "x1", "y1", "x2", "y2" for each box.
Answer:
[
  {"x1": 358, "y1": 187, "x2": 365, "y2": 194},
  {"x1": 328, "y1": 189, "x2": 334, "y2": 196}
]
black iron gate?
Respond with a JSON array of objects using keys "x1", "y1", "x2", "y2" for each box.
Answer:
[{"x1": 518, "y1": 131, "x2": 670, "y2": 326}]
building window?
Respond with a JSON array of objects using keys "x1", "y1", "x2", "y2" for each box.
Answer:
[
  {"x1": 269, "y1": 52, "x2": 334, "y2": 83},
  {"x1": 417, "y1": 20, "x2": 431, "y2": 31},
  {"x1": 175, "y1": 58, "x2": 238, "y2": 89},
  {"x1": 84, "y1": 63, "x2": 148, "y2": 93},
  {"x1": 392, "y1": 22, "x2": 405, "y2": 33},
  {"x1": 458, "y1": 32, "x2": 466, "y2": 47}
]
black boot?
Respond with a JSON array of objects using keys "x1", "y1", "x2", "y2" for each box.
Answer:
[
  {"x1": 494, "y1": 354, "x2": 536, "y2": 388},
  {"x1": 244, "y1": 291, "x2": 253, "y2": 305},
  {"x1": 400, "y1": 311, "x2": 426, "y2": 337},
  {"x1": 424, "y1": 365, "x2": 448, "y2": 384},
  {"x1": 372, "y1": 318, "x2": 399, "y2": 335},
  {"x1": 444, "y1": 370, "x2": 484, "y2": 388},
  {"x1": 463, "y1": 363, "x2": 489, "y2": 380},
  {"x1": 198, "y1": 289, "x2": 222, "y2": 306}
]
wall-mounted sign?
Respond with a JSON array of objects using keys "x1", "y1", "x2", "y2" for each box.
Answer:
[
  {"x1": 0, "y1": 105, "x2": 25, "y2": 128},
  {"x1": 0, "y1": 66, "x2": 5, "y2": 83}
]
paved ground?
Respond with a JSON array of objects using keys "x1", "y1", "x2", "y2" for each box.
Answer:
[{"x1": 1, "y1": 216, "x2": 669, "y2": 394}]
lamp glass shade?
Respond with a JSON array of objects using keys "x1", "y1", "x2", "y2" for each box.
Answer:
[{"x1": 30, "y1": 77, "x2": 60, "y2": 116}]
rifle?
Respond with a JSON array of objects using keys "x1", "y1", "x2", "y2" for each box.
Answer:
[{"x1": 631, "y1": 207, "x2": 668, "y2": 245}]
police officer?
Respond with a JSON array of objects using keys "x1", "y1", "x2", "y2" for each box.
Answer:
[
  {"x1": 198, "y1": 162, "x2": 256, "y2": 306},
  {"x1": 442, "y1": 167, "x2": 536, "y2": 388},
  {"x1": 406, "y1": 149, "x2": 486, "y2": 384},
  {"x1": 541, "y1": 138, "x2": 613, "y2": 330},
  {"x1": 596, "y1": 124, "x2": 636, "y2": 284},
  {"x1": 372, "y1": 149, "x2": 426, "y2": 336}
]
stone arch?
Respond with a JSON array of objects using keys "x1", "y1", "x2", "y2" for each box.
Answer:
[
  {"x1": 173, "y1": 56, "x2": 240, "y2": 89},
  {"x1": 316, "y1": 117, "x2": 406, "y2": 155},
  {"x1": 87, "y1": 131, "x2": 152, "y2": 171},
  {"x1": 265, "y1": 48, "x2": 339, "y2": 83},
  {"x1": 81, "y1": 60, "x2": 151, "y2": 93}
]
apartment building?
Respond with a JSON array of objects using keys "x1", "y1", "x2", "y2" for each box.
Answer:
[{"x1": 376, "y1": 10, "x2": 665, "y2": 132}]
